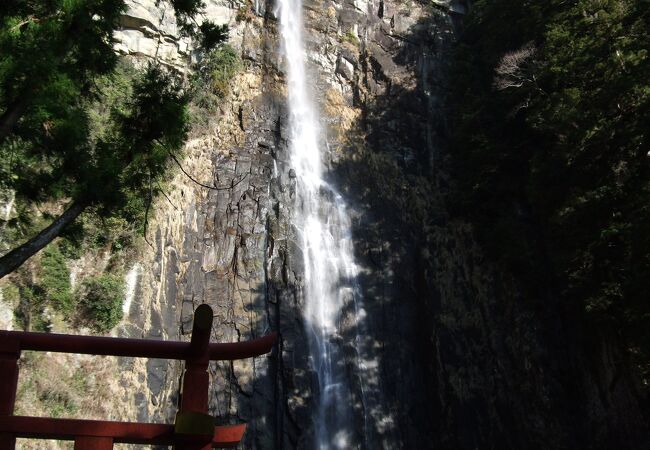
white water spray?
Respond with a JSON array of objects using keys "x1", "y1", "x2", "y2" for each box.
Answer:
[
  {"x1": 278, "y1": 1, "x2": 367, "y2": 448},
  {"x1": 123, "y1": 263, "x2": 141, "y2": 315}
]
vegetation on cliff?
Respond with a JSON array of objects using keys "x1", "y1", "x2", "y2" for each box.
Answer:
[
  {"x1": 449, "y1": 0, "x2": 649, "y2": 384},
  {"x1": 0, "y1": 0, "x2": 227, "y2": 279},
  {"x1": 191, "y1": 44, "x2": 243, "y2": 114},
  {"x1": 76, "y1": 274, "x2": 125, "y2": 332},
  {"x1": 0, "y1": 1, "x2": 244, "y2": 339}
]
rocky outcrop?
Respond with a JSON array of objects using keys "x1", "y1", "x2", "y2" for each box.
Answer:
[
  {"x1": 115, "y1": 1, "x2": 293, "y2": 444},
  {"x1": 113, "y1": 0, "x2": 237, "y2": 70}
]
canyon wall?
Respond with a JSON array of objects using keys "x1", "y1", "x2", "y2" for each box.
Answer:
[
  {"x1": 6, "y1": 0, "x2": 644, "y2": 449},
  {"x1": 119, "y1": 1, "x2": 454, "y2": 447}
]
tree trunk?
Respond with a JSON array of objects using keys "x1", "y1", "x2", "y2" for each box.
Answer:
[
  {"x1": 0, "y1": 97, "x2": 28, "y2": 143},
  {"x1": 0, "y1": 201, "x2": 87, "y2": 279}
]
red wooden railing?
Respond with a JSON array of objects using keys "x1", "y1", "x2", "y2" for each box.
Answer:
[{"x1": 0, "y1": 304, "x2": 276, "y2": 449}]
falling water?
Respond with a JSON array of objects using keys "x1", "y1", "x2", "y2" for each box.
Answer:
[
  {"x1": 278, "y1": 1, "x2": 366, "y2": 448},
  {"x1": 69, "y1": 257, "x2": 84, "y2": 289},
  {"x1": 2, "y1": 191, "x2": 13, "y2": 222},
  {"x1": 0, "y1": 190, "x2": 15, "y2": 245},
  {"x1": 123, "y1": 263, "x2": 141, "y2": 315}
]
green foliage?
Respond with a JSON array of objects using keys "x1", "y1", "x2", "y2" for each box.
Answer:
[
  {"x1": 449, "y1": 0, "x2": 650, "y2": 371},
  {"x1": 207, "y1": 44, "x2": 242, "y2": 98},
  {"x1": 0, "y1": 281, "x2": 19, "y2": 305},
  {"x1": 14, "y1": 352, "x2": 91, "y2": 420},
  {"x1": 86, "y1": 59, "x2": 137, "y2": 145},
  {"x1": 9, "y1": 242, "x2": 74, "y2": 330},
  {"x1": 170, "y1": 0, "x2": 228, "y2": 50},
  {"x1": 39, "y1": 387, "x2": 79, "y2": 418},
  {"x1": 340, "y1": 31, "x2": 360, "y2": 47},
  {"x1": 198, "y1": 22, "x2": 229, "y2": 50},
  {"x1": 40, "y1": 244, "x2": 73, "y2": 316},
  {"x1": 191, "y1": 44, "x2": 242, "y2": 113},
  {"x1": 54, "y1": 208, "x2": 135, "y2": 261},
  {"x1": 77, "y1": 274, "x2": 124, "y2": 333},
  {"x1": 0, "y1": 60, "x2": 187, "y2": 262}
]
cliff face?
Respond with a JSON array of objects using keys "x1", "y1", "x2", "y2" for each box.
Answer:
[
  {"x1": 115, "y1": 0, "x2": 647, "y2": 449},
  {"x1": 119, "y1": 1, "x2": 448, "y2": 446}
]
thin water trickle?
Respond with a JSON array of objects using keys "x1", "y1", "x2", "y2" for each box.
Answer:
[
  {"x1": 3, "y1": 191, "x2": 13, "y2": 222},
  {"x1": 69, "y1": 258, "x2": 84, "y2": 289},
  {"x1": 0, "y1": 190, "x2": 15, "y2": 244},
  {"x1": 123, "y1": 263, "x2": 141, "y2": 315},
  {"x1": 277, "y1": 1, "x2": 369, "y2": 448}
]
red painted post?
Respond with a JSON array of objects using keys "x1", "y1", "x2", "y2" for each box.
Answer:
[
  {"x1": 0, "y1": 329, "x2": 277, "y2": 361},
  {"x1": 74, "y1": 436, "x2": 113, "y2": 450},
  {"x1": 0, "y1": 336, "x2": 19, "y2": 450},
  {"x1": 0, "y1": 415, "x2": 246, "y2": 446},
  {"x1": 0, "y1": 305, "x2": 277, "y2": 449},
  {"x1": 181, "y1": 304, "x2": 212, "y2": 413},
  {"x1": 0, "y1": 435, "x2": 14, "y2": 450},
  {"x1": 176, "y1": 304, "x2": 213, "y2": 450}
]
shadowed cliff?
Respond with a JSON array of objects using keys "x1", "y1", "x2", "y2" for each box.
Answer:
[{"x1": 324, "y1": 3, "x2": 649, "y2": 449}]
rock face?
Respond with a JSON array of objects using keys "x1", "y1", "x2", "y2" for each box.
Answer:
[
  {"x1": 121, "y1": 0, "x2": 648, "y2": 449},
  {"x1": 114, "y1": 0, "x2": 236, "y2": 70}
]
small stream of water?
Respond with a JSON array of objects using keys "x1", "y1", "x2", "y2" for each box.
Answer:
[{"x1": 123, "y1": 263, "x2": 141, "y2": 316}]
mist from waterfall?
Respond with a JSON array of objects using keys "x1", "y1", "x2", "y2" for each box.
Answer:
[{"x1": 277, "y1": 0, "x2": 368, "y2": 448}]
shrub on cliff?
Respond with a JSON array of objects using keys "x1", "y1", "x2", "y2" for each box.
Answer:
[
  {"x1": 191, "y1": 44, "x2": 242, "y2": 113},
  {"x1": 77, "y1": 274, "x2": 124, "y2": 333},
  {"x1": 40, "y1": 244, "x2": 73, "y2": 317}
]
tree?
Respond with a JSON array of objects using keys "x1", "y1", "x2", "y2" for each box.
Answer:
[
  {"x1": 77, "y1": 274, "x2": 125, "y2": 332},
  {"x1": 40, "y1": 243, "x2": 73, "y2": 317},
  {"x1": 0, "y1": 0, "x2": 228, "y2": 278},
  {"x1": 449, "y1": 0, "x2": 650, "y2": 379}
]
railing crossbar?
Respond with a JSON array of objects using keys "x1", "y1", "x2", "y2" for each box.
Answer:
[
  {"x1": 0, "y1": 330, "x2": 276, "y2": 361},
  {"x1": 0, "y1": 416, "x2": 245, "y2": 447}
]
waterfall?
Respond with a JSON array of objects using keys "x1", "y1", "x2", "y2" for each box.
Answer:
[
  {"x1": 278, "y1": 1, "x2": 367, "y2": 448},
  {"x1": 123, "y1": 263, "x2": 141, "y2": 316}
]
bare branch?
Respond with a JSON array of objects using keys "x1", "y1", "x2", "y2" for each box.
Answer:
[
  {"x1": 494, "y1": 43, "x2": 537, "y2": 91},
  {"x1": 156, "y1": 181, "x2": 179, "y2": 210}
]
